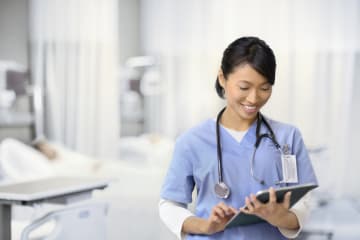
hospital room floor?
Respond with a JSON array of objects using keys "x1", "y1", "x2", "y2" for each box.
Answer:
[{"x1": 93, "y1": 176, "x2": 177, "y2": 240}]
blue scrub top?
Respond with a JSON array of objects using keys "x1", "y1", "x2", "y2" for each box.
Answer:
[{"x1": 160, "y1": 117, "x2": 318, "y2": 240}]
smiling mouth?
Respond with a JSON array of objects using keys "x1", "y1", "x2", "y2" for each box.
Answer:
[
  {"x1": 242, "y1": 104, "x2": 258, "y2": 113},
  {"x1": 244, "y1": 105, "x2": 256, "y2": 110}
]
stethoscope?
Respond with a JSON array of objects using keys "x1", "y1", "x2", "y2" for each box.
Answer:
[{"x1": 214, "y1": 107, "x2": 283, "y2": 199}]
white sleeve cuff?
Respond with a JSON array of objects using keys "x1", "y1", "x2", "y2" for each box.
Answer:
[
  {"x1": 278, "y1": 192, "x2": 312, "y2": 239},
  {"x1": 159, "y1": 198, "x2": 195, "y2": 240}
]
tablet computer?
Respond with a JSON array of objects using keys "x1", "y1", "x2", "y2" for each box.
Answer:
[{"x1": 225, "y1": 183, "x2": 318, "y2": 228}]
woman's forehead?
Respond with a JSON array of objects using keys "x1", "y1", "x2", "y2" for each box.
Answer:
[{"x1": 230, "y1": 64, "x2": 269, "y2": 85}]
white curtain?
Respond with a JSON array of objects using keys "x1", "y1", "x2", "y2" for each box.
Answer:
[
  {"x1": 141, "y1": 0, "x2": 360, "y2": 196},
  {"x1": 29, "y1": 0, "x2": 120, "y2": 159}
]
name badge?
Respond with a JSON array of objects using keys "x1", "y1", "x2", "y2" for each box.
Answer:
[{"x1": 281, "y1": 154, "x2": 298, "y2": 183}]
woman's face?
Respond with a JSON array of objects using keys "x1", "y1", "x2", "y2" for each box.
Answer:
[{"x1": 219, "y1": 63, "x2": 272, "y2": 125}]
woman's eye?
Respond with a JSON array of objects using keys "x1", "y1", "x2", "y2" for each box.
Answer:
[
  {"x1": 261, "y1": 88, "x2": 271, "y2": 91},
  {"x1": 239, "y1": 87, "x2": 249, "y2": 90}
]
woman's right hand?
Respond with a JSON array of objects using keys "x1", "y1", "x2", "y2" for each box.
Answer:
[{"x1": 203, "y1": 202, "x2": 238, "y2": 235}]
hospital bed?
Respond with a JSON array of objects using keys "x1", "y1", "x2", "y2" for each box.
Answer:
[
  {"x1": 19, "y1": 202, "x2": 108, "y2": 240},
  {"x1": 0, "y1": 136, "x2": 176, "y2": 240}
]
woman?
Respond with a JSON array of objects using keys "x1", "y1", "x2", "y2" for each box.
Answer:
[{"x1": 159, "y1": 36, "x2": 317, "y2": 239}]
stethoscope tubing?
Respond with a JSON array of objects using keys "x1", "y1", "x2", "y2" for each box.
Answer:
[
  {"x1": 216, "y1": 107, "x2": 227, "y2": 183},
  {"x1": 215, "y1": 107, "x2": 282, "y2": 198}
]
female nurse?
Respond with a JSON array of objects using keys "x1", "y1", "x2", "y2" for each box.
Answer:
[{"x1": 159, "y1": 36, "x2": 318, "y2": 239}]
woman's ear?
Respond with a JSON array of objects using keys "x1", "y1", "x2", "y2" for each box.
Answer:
[{"x1": 218, "y1": 69, "x2": 226, "y2": 88}]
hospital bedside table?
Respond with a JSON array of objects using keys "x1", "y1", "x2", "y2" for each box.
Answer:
[{"x1": 0, "y1": 177, "x2": 109, "y2": 240}]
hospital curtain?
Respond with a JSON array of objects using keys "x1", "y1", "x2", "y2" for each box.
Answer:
[
  {"x1": 140, "y1": 0, "x2": 360, "y2": 196},
  {"x1": 29, "y1": 0, "x2": 120, "y2": 159}
]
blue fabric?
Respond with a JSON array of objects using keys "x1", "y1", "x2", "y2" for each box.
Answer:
[{"x1": 160, "y1": 117, "x2": 318, "y2": 240}]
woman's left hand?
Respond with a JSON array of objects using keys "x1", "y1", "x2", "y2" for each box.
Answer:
[{"x1": 240, "y1": 187, "x2": 298, "y2": 229}]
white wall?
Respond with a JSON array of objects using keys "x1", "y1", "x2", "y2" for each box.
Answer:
[
  {"x1": 0, "y1": 0, "x2": 29, "y2": 66},
  {"x1": 118, "y1": 0, "x2": 141, "y2": 64},
  {"x1": 348, "y1": 53, "x2": 360, "y2": 197}
]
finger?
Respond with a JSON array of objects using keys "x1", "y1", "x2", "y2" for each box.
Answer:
[
  {"x1": 219, "y1": 202, "x2": 238, "y2": 216},
  {"x1": 209, "y1": 213, "x2": 221, "y2": 224},
  {"x1": 240, "y1": 207, "x2": 250, "y2": 214},
  {"x1": 250, "y1": 194, "x2": 261, "y2": 209},
  {"x1": 213, "y1": 205, "x2": 226, "y2": 218},
  {"x1": 283, "y1": 191, "x2": 291, "y2": 209},
  {"x1": 211, "y1": 215, "x2": 221, "y2": 223},
  {"x1": 269, "y1": 187, "x2": 276, "y2": 204},
  {"x1": 218, "y1": 202, "x2": 233, "y2": 216},
  {"x1": 245, "y1": 197, "x2": 254, "y2": 212}
]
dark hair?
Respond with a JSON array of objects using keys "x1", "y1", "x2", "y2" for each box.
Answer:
[{"x1": 215, "y1": 36, "x2": 276, "y2": 98}]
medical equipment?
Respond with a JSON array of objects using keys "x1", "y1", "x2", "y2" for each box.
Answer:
[{"x1": 215, "y1": 107, "x2": 283, "y2": 199}]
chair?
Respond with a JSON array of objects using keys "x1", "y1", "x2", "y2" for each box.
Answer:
[{"x1": 20, "y1": 202, "x2": 108, "y2": 240}]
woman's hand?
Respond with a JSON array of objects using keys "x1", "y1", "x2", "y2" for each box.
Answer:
[
  {"x1": 203, "y1": 202, "x2": 238, "y2": 235},
  {"x1": 240, "y1": 187, "x2": 299, "y2": 229},
  {"x1": 182, "y1": 202, "x2": 237, "y2": 235}
]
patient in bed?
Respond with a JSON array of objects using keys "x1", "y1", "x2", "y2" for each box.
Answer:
[
  {"x1": 0, "y1": 137, "x2": 105, "y2": 184},
  {"x1": 0, "y1": 134, "x2": 174, "y2": 184},
  {"x1": 32, "y1": 139, "x2": 58, "y2": 160},
  {"x1": 0, "y1": 138, "x2": 56, "y2": 182}
]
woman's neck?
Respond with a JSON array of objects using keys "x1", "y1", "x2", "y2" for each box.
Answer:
[{"x1": 220, "y1": 107, "x2": 257, "y2": 131}]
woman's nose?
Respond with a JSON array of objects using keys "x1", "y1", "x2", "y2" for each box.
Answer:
[{"x1": 246, "y1": 89, "x2": 258, "y2": 103}]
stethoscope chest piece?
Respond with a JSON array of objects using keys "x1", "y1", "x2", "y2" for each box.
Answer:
[{"x1": 214, "y1": 182, "x2": 230, "y2": 199}]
